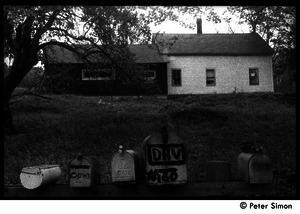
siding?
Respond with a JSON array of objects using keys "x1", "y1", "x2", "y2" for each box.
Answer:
[
  {"x1": 167, "y1": 55, "x2": 274, "y2": 94},
  {"x1": 45, "y1": 63, "x2": 168, "y2": 95}
]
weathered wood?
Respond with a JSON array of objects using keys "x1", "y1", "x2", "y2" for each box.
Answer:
[{"x1": 4, "y1": 182, "x2": 274, "y2": 198}]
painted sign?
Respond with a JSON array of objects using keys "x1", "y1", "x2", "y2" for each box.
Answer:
[
  {"x1": 69, "y1": 154, "x2": 100, "y2": 187},
  {"x1": 143, "y1": 130, "x2": 187, "y2": 185},
  {"x1": 111, "y1": 146, "x2": 138, "y2": 183},
  {"x1": 147, "y1": 144, "x2": 186, "y2": 165}
]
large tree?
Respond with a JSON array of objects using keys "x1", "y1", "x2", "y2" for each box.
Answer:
[
  {"x1": 4, "y1": 5, "x2": 212, "y2": 133},
  {"x1": 3, "y1": 6, "x2": 147, "y2": 132}
]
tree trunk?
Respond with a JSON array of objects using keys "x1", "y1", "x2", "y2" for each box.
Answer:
[
  {"x1": 4, "y1": 77, "x2": 16, "y2": 134},
  {"x1": 3, "y1": 61, "x2": 35, "y2": 134},
  {"x1": 4, "y1": 14, "x2": 44, "y2": 134}
]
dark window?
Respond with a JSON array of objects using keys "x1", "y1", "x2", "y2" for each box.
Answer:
[
  {"x1": 206, "y1": 69, "x2": 216, "y2": 86},
  {"x1": 136, "y1": 65, "x2": 156, "y2": 80},
  {"x1": 145, "y1": 70, "x2": 156, "y2": 79},
  {"x1": 82, "y1": 68, "x2": 114, "y2": 80},
  {"x1": 172, "y1": 69, "x2": 181, "y2": 86},
  {"x1": 249, "y1": 68, "x2": 259, "y2": 85}
]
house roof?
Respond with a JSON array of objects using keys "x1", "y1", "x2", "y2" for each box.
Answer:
[
  {"x1": 129, "y1": 44, "x2": 169, "y2": 63},
  {"x1": 155, "y1": 33, "x2": 273, "y2": 56},
  {"x1": 44, "y1": 44, "x2": 168, "y2": 64}
]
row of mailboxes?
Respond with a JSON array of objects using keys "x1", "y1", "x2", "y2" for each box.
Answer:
[
  {"x1": 67, "y1": 128, "x2": 273, "y2": 187},
  {"x1": 68, "y1": 128, "x2": 188, "y2": 187},
  {"x1": 110, "y1": 129, "x2": 188, "y2": 185}
]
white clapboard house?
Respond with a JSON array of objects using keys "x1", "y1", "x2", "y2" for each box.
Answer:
[{"x1": 153, "y1": 18, "x2": 274, "y2": 95}]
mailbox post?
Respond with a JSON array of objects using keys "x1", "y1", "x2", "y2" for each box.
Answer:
[
  {"x1": 143, "y1": 125, "x2": 187, "y2": 185},
  {"x1": 69, "y1": 154, "x2": 100, "y2": 187}
]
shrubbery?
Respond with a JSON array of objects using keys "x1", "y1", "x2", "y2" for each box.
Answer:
[{"x1": 16, "y1": 67, "x2": 44, "y2": 90}]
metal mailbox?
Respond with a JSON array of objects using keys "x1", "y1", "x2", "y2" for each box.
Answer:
[
  {"x1": 143, "y1": 127, "x2": 187, "y2": 185},
  {"x1": 20, "y1": 165, "x2": 62, "y2": 189},
  {"x1": 237, "y1": 151, "x2": 273, "y2": 184},
  {"x1": 69, "y1": 154, "x2": 100, "y2": 187},
  {"x1": 111, "y1": 145, "x2": 141, "y2": 183}
]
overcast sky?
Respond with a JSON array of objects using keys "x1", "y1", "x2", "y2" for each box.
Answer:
[{"x1": 150, "y1": 6, "x2": 250, "y2": 34}]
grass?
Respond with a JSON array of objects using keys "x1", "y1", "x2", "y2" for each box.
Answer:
[{"x1": 4, "y1": 91, "x2": 296, "y2": 196}]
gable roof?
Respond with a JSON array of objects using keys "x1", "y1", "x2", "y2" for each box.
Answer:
[
  {"x1": 155, "y1": 33, "x2": 273, "y2": 56},
  {"x1": 129, "y1": 44, "x2": 169, "y2": 63},
  {"x1": 44, "y1": 44, "x2": 168, "y2": 64}
]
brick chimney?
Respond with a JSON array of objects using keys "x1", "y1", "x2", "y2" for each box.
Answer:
[{"x1": 197, "y1": 18, "x2": 202, "y2": 34}]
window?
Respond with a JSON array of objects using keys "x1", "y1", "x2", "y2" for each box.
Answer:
[
  {"x1": 249, "y1": 68, "x2": 259, "y2": 85},
  {"x1": 206, "y1": 69, "x2": 216, "y2": 86},
  {"x1": 172, "y1": 69, "x2": 181, "y2": 86},
  {"x1": 145, "y1": 70, "x2": 156, "y2": 79},
  {"x1": 136, "y1": 65, "x2": 156, "y2": 80},
  {"x1": 82, "y1": 68, "x2": 114, "y2": 80}
]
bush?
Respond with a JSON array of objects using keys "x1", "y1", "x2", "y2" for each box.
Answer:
[
  {"x1": 42, "y1": 65, "x2": 78, "y2": 94},
  {"x1": 18, "y1": 67, "x2": 44, "y2": 89}
]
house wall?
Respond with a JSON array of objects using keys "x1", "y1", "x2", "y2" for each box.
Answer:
[
  {"x1": 167, "y1": 55, "x2": 274, "y2": 94},
  {"x1": 45, "y1": 63, "x2": 168, "y2": 95},
  {"x1": 154, "y1": 63, "x2": 168, "y2": 94}
]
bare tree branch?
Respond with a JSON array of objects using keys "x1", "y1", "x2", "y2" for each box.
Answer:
[
  {"x1": 33, "y1": 9, "x2": 62, "y2": 42},
  {"x1": 39, "y1": 36, "x2": 136, "y2": 83}
]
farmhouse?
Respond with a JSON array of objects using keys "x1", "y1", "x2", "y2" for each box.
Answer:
[{"x1": 43, "y1": 19, "x2": 274, "y2": 95}]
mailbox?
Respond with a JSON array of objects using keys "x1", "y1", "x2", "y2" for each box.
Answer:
[
  {"x1": 20, "y1": 165, "x2": 62, "y2": 189},
  {"x1": 237, "y1": 150, "x2": 273, "y2": 184},
  {"x1": 143, "y1": 127, "x2": 187, "y2": 185},
  {"x1": 69, "y1": 154, "x2": 100, "y2": 187},
  {"x1": 111, "y1": 145, "x2": 141, "y2": 183}
]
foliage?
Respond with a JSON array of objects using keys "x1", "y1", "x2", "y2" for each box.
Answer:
[
  {"x1": 225, "y1": 6, "x2": 296, "y2": 93},
  {"x1": 18, "y1": 67, "x2": 44, "y2": 89},
  {"x1": 3, "y1": 6, "x2": 208, "y2": 92},
  {"x1": 42, "y1": 65, "x2": 79, "y2": 94},
  {"x1": 226, "y1": 7, "x2": 295, "y2": 48}
]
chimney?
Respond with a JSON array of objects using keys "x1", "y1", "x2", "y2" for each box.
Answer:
[{"x1": 197, "y1": 18, "x2": 202, "y2": 34}]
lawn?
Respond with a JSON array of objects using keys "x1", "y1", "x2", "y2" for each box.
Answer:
[{"x1": 4, "y1": 90, "x2": 296, "y2": 196}]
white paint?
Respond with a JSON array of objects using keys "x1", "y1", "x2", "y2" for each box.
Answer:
[
  {"x1": 167, "y1": 55, "x2": 274, "y2": 94},
  {"x1": 20, "y1": 165, "x2": 62, "y2": 189}
]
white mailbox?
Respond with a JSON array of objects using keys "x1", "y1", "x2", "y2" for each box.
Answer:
[
  {"x1": 69, "y1": 154, "x2": 100, "y2": 187},
  {"x1": 143, "y1": 128, "x2": 187, "y2": 185},
  {"x1": 111, "y1": 145, "x2": 141, "y2": 183}
]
